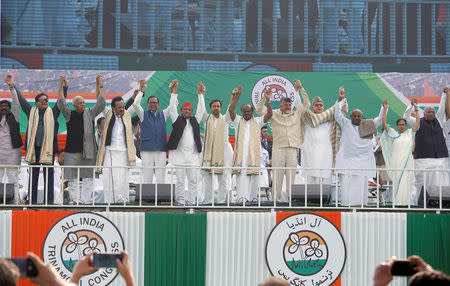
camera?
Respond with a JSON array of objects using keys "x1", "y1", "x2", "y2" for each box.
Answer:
[
  {"x1": 7, "y1": 258, "x2": 38, "y2": 278},
  {"x1": 93, "y1": 253, "x2": 123, "y2": 268},
  {"x1": 391, "y1": 259, "x2": 417, "y2": 276}
]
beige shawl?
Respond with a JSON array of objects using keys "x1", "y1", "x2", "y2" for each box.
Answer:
[
  {"x1": 202, "y1": 114, "x2": 225, "y2": 173},
  {"x1": 232, "y1": 117, "x2": 260, "y2": 175},
  {"x1": 25, "y1": 107, "x2": 54, "y2": 164}
]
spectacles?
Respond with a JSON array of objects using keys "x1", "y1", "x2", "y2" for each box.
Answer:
[
  {"x1": 148, "y1": 101, "x2": 159, "y2": 104},
  {"x1": 38, "y1": 98, "x2": 48, "y2": 103}
]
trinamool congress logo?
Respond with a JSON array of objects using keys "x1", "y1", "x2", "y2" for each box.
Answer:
[
  {"x1": 266, "y1": 213, "x2": 346, "y2": 286},
  {"x1": 251, "y1": 75, "x2": 297, "y2": 110},
  {"x1": 42, "y1": 212, "x2": 124, "y2": 286}
]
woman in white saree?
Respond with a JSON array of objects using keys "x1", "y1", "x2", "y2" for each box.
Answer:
[{"x1": 381, "y1": 99, "x2": 420, "y2": 205}]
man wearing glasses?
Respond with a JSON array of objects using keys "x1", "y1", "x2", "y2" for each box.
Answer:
[
  {"x1": 131, "y1": 79, "x2": 178, "y2": 184},
  {"x1": 13, "y1": 76, "x2": 63, "y2": 205}
]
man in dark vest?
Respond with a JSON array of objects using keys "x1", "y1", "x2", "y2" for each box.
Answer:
[
  {"x1": 404, "y1": 97, "x2": 449, "y2": 205},
  {"x1": 57, "y1": 74, "x2": 105, "y2": 204},
  {"x1": 132, "y1": 79, "x2": 178, "y2": 184},
  {"x1": 14, "y1": 75, "x2": 62, "y2": 205},
  {"x1": 167, "y1": 81, "x2": 206, "y2": 205},
  {"x1": 2, "y1": 75, "x2": 24, "y2": 203}
]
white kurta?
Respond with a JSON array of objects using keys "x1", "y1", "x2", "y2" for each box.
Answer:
[
  {"x1": 230, "y1": 115, "x2": 265, "y2": 202},
  {"x1": 301, "y1": 121, "x2": 333, "y2": 180},
  {"x1": 334, "y1": 101, "x2": 384, "y2": 206},
  {"x1": 381, "y1": 128, "x2": 415, "y2": 205}
]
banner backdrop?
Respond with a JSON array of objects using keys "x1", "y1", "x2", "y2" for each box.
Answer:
[
  {"x1": 0, "y1": 211, "x2": 448, "y2": 286},
  {"x1": 1, "y1": 70, "x2": 449, "y2": 138}
]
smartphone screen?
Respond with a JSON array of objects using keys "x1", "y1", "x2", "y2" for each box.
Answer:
[
  {"x1": 391, "y1": 260, "x2": 417, "y2": 276},
  {"x1": 93, "y1": 254, "x2": 123, "y2": 268},
  {"x1": 8, "y1": 258, "x2": 38, "y2": 278}
]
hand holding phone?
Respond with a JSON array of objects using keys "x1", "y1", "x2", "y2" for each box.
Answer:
[
  {"x1": 391, "y1": 260, "x2": 417, "y2": 276},
  {"x1": 93, "y1": 253, "x2": 123, "y2": 268},
  {"x1": 7, "y1": 258, "x2": 38, "y2": 278}
]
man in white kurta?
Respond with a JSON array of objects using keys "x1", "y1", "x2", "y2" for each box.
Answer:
[
  {"x1": 200, "y1": 92, "x2": 233, "y2": 205},
  {"x1": 167, "y1": 83, "x2": 206, "y2": 205},
  {"x1": 228, "y1": 86, "x2": 271, "y2": 203},
  {"x1": 334, "y1": 99, "x2": 385, "y2": 206},
  {"x1": 301, "y1": 87, "x2": 347, "y2": 185}
]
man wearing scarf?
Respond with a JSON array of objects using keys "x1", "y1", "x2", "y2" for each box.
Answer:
[
  {"x1": 14, "y1": 76, "x2": 62, "y2": 205},
  {"x1": 2, "y1": 75, "x2": 23, "y2": 203},
  {"x1": 200, "y1": 84, "x2": 234, "y2": 205},
  {"x1": 96, "y1": 95, "x2": 136, "y2": 203},
  {"x1": 334, "y1": 98, "x2": 385, "y2": 206},
  {"x1": 132, "y1": 79, "x2": 178, "y2": 184},
  {"x1": 57, "y1": 74, "x2": 105, "y2": 204},
  {"x1": 228, "y1": 86, "x2": 272, "y2": 203},
  {"x1": 167, "y1": 82, "x2": 206, "y2": 205},
  {"x1": 301, "y1": 86, "x2": 347, "y2": 185},
  {"x1": 256, "y1": 79, "x2": 309, "y2": 202},
  {"x1": 404, "y1": 91, "x2": 450, "y2": 205}
]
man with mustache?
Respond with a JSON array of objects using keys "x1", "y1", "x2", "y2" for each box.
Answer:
[{"x1": 1, "y1": 75, "x2": 24, "y2": 203}]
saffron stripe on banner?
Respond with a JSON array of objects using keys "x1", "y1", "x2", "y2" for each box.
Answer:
[
  {"x1": 341, "y1": 212, "x2": 407, "y2": 286},
  {"x1": 205, "y1": 212, "x2": 276, "y2": 286}
]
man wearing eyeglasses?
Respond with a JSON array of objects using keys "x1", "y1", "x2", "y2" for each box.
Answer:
[
  {"x1": 13, "y1": 75, "x2": 63, "y2": 205},
  {"x1": 131, "y1": 79, "x2": 178, "y2": 184},
  {"x1": 57, "y1": 74, "x2": 106, "y2": 204}
]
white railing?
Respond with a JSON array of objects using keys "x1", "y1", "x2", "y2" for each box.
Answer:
[{"x1": 0, "y1": 164, "x2": 449, "y2": 211}]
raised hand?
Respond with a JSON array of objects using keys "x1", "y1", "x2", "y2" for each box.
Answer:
[
  {"x1": 139, "y1": 79, "x2": 147, "y2": 92},
  {"x1": 294, "y1": 79, "x2": 302, "y2": 91},
  {"x1": 4, "y1": 75, "x2": 13, "y2": 89},
  {"x1": 411, "y1": 97, "x2": 418, "y2": 106},
  {"x1": 382, "y1": 99, "x2": 388, "y2": 109},
  {"x1": 169, "y1": 80, "x2": 178, "y2": 94},
  {"x1": 338, "y1": 86, "x2": 345, "y2": 101},
  {"x1": 264, "y1": 88, "x2": 272, "y2": 102},
  {"x1": 96, "y1": 74, "x2": 103, "y2": 88},
  {"x1": 197, "y1": 81, "x2": 206, "y2": 94},
  {"x1": 60, "y1": 74, "x2": 68, "y2": 87}
]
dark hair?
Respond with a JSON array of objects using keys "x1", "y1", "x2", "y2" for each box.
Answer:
[
  {"x1": 132, "y1": 115, "x2": 140, "y2": 127},
  {"x1": 35, "y1": 92, "x2": 48, "y2": 102},
  {"x1": 0, "y1": 258, "x2": 20, "y2": 286},
  {"x1": 280, "y1": 97, "x2": 292, "y2": 104},
  {"x1": 0, "y1": 100, "x2": 11, "y2": 108},
  {"x1": 97, "y1": 117, "x2": 105, "y2": 126},
  {"x1": 396, "y1": 118, "x2": 407, "y2": 126},
  {"x1": 240, "y1": 104, "x2": 254, "y2": 112},
  {"x1": 261, "y1": 125, "x2": 268, "y2": 131},
  {"x1": 147, "y1": 96, "x2": 159, "y2": 104},
  {"x1": 111, "y1": 96, "x2": 123, "y2": 108},
  {"x1": 209, "y1": 99, "x2": 222, "y2": 108},
  {"x1": 409, "y1": 270, "x2": 450, "y2": 286}
]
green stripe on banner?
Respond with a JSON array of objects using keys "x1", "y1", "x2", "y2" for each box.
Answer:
[
  {"x1": 144, "y1": 213, "x2": 207, "y2": 286},
  {"x1": 407, "y1": 213, "x2": 450, "y2": 274}
]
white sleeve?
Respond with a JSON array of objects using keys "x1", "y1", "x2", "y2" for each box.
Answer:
[
  {"x1": 334, "y1": 99, "x2": 348, "y2": 127},
  {"x1": 169, "y1": 94, "x2": 179, "y2": 122},
  {"x1": 195, "y1": 93, "x2": 206, "y2": 122},
  {"x1": 373, "y1": 105, "x2": 385, "y2": 128},
  {"x1": 436, "y1": 92, "x2": 447, "y2": 126},
  {"x1": 163, "y1": 94, "x2": 179, "y2": 121},
  {"x1": 403, "y1": 105, "x2": 417, "y2": 127},
  {"x1": 132, "y1": 92, "x2": 144, "y2": 122}
]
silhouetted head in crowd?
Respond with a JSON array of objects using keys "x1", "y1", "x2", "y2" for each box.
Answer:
[{"x1": 0, "y1": 258, "x2": 20, "y2": 286}]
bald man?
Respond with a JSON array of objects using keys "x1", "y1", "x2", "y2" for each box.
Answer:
[
  {"x1": 403, "y1": 94, "x2": 449, "y2": 205},
  {"x1": 334, "y1": 99, "x2": 385, "y2": 206}
]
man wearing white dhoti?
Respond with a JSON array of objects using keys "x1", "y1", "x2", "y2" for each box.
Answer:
[
  {"x1": 229, "y1": 86, "x2": 272, "y2": 203},
  {"x1": 57, "y1": 74, "x2": 105, "y2": 204},
  {"x1": 301, "y1": 86, "x2": 347, "y2": 184},
  {"x1": 381, "y1": 99, "x2": 420, "y2": 206},
  {"x1": 2, "y1": 75, "x2": 24, "y2": 203},
  {"x1": 167, "y1": 81, "x2": 206, "y2": 205},
  {"x1": 96, "y1": 96, "x2": 136, "y2": 203},
  {"x1": 334, "y1": 99, "x2": 385, "y2": 206},
  {"x1": 200, "y1": 86, "x2": 234, "y2": 205},
  {"x1": 132, "y1": 79, "x2": 178, "y2": 184},
  {"x1": 255, "y1": 80, "x2": 309, "y2": 202},
  {"x1": 404, "y1": 93, "x2": 450, "y2": 205}
]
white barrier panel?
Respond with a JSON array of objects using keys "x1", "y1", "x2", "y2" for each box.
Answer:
[
  {"x1": 206, "y1": 212, "x2": 276, "y2": 286},
  {"x1": 0, "y1": 210, "x2": 12, "y2": 257},
  {"x1": 341, "y1": 212, "x2": 408, "y2": 286}
]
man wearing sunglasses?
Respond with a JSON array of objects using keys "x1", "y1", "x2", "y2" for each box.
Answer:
[{"x1": 12, "y1": 75, "x2": 63, "y2": 205}]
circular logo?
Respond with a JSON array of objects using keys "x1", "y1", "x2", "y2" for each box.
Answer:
[
  {"x1": 251, "y1": 75, "x2": 297, "y2": 110},
  {"x1": 42, "y1": 212, "x2": 125, "y2": 285},
  {"x1": 266, "y1": 213, "x2": 346, "y2": 286}
]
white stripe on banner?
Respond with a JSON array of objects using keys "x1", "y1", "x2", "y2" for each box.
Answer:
[
  {"x1": 206, "y1": 212, "x2": 276, "y2": 286},
  {"x1": 341, "y1": 212, "x2": 408, "y2": 286},
  {"x1": 98, "y1": 212, "x2": 145, "y2": 286},
  {"x1": 0, "y1": 210, "x2": 12, "y2": 257}
]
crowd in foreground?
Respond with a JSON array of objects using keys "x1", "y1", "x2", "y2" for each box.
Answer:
[{"x1": 1, "y1": 74, "x2": 449, "y2": 206}]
